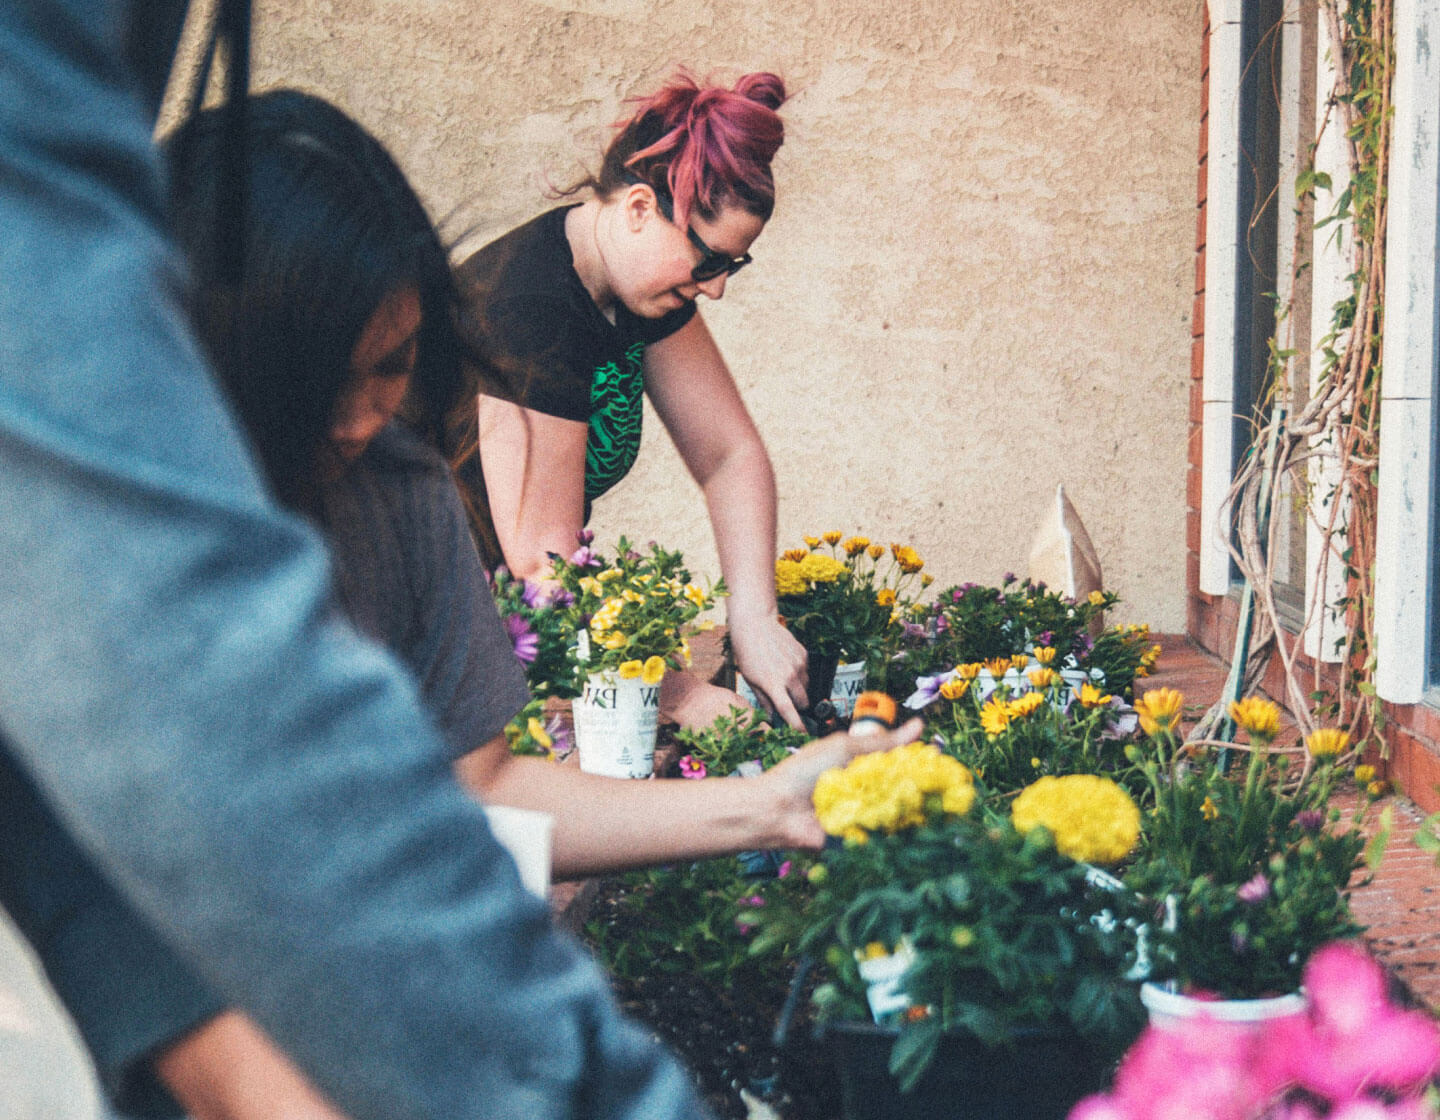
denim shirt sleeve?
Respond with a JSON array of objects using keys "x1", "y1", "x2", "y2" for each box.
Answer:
[{"x1": 0, "y1": 4, "x2": 708, "y2": 1118}]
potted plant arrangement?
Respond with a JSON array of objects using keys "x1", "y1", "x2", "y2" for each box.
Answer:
[
  {"x1": 769, "y1": 533, "x2": 929, "y2": 715},
  {"x1": 749, "y1": 741, "x2": 1149, "y2": 1120},
  {"x1": 1123, "y1": 689, "x2": 1388, "y2": 1025},
  {"x1": 549, "y1": 534, "x2": 721, "y2": 778},
  {"x1": 671, "y1": 706, "x2": 810, "y2": 780},
  {"x1": 1070, "y1": 939, "x2": 1440, "y2": 1119}
]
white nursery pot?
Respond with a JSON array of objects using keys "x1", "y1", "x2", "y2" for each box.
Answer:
[
  {"x1": 829, "y1": 661, "x2": 868, "y2": 719},
  {"x1": 573, "y1": 670, "x2": 661, "y2": 779},
  {"x1": 1139, "y1": 981, "x2": 1306, "y2": 1031}
]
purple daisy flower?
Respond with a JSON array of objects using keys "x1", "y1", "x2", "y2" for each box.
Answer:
[
  {"x1": 569, "y1": 546, "x2": 600, "y2": 569},
  {"x1": 504, "y1": 614, "x2": 539, "y2": 663}
]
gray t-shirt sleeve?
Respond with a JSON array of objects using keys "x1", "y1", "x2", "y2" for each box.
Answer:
[{"x1": 322, "y1": 425, "x2": 531, "y2": 760}]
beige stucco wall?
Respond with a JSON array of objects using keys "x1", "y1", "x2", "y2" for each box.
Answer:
[{"x1": 243, "y1": 0, "x2": 1198, "y2": 631}]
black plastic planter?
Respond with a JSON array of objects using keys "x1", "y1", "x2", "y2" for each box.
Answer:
[
  {"x1": 817, "y1": 1020, "x2": 1108, "y2": 1120},
  {"x1": 805, "y1": 651, "x2": 840, "y2": 710}
]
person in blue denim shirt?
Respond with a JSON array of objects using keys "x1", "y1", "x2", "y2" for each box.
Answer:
[{"x1": 0, "y1": 3, "x2": 708, "y2": 1118}]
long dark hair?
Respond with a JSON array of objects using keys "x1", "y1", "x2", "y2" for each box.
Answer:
[{"x1": 166, "y1": 88, "x2": 465, "y2": 513}]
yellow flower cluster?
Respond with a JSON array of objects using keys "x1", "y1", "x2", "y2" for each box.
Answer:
[
  {"x1": 938, "y1": 678, "x2": 970, "y2": 701},
  {"x1": 890, "y1": 543, "x2": 925, "y2": 574},
  {"x1": 1306, "y1": 728, "x2": 1350, "y2": 759},
  {"x1": 774, "y1": 552, "x2": 847, "y2": 596},
  {"x1": 1028, "y1": 667, "x2": 1058, "y2": 689},
  {"x1": 1135, "y1": 688, "x2": 1185, "y2": 736},
  {"x1": 618, "y1": 656, "x2": 667, "y2": 684},
  {"x1": 1078, "y1": 682, "x2": 1112, "y2": 708},
  {"x1": 812, "y1": 742, "x2": 976, "y2": 840},
  {"x1": 842, "y1": 536, "x2": 870, "y2": 556},
  {"x1": 979, "y1": 691, "x2": 1047, "y2": 736},
  {"x1": 1011, "y1": 774, "x2": 1141, "y2": 865},
  {"x1": 1033, "y1": 646, "x2": 1057, "y2": 665}
]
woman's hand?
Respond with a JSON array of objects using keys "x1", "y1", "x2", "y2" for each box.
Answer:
[
  {"x1": 657, "y1": 668, "x2": 750, "y2": 730},
  {"x1": 759, "y1": 717, "x2": 924, "y2": 850},
  {"x1": 727, "y1": 611, "x2": 809, "y2": 729}
]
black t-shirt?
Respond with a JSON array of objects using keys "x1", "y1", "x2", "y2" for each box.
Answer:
[
  {"x1": 455, "y1": 205, "x2": 696, "y2": 512},
  {"x1": 320, "y1": 423, "x2": 531, "y2": 760}
]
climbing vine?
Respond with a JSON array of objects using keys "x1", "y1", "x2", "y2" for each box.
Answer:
[{"x1": 1198, "y1": 0, "x2": 1392, "y2": 759}]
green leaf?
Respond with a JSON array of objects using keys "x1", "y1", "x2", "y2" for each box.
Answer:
[{"x1": 889, "y1": 1016, "x2": 944, "y2": 1093}]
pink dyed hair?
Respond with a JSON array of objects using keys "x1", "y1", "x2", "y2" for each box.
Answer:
[{"x1": 596, "y1": 69, "x2": 788, "y2": 229}]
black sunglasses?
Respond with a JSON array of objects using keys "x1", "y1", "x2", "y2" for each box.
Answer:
[{"x1": 625, "y1": 173, "x2": 752, "y2": 283}]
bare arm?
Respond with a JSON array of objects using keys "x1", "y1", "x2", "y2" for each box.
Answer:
[
  {"x1": 644, "y1": 315, "x2": 809, "y2": 727},
  {"x1": 156, "y1": 1013, "x2": 349, "y2": 1120},
  {"x1": 455, "y1": 719, "x2": 922, "y2": 878},
  {"x1": 476, "y1": 395, "x2": 588, "y2": 580}
]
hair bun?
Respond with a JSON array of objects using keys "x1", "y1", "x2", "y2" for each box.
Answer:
[{"x1": 733, "y1": 72, "x2": 787, "y2": 113}]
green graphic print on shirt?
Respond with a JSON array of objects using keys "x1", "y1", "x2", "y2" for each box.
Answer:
[{"x1": 585, "y1": 341, "x2": 645, "y2": 503}]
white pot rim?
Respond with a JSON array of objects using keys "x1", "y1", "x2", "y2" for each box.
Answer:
[{"x1": 1140, "y1": 980, "x2": 1306, "y2": 1022}]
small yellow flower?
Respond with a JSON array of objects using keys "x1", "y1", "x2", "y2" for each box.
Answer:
[
  {"x1": 803, "y1": 535, "x2": 821, "y2": 548},
  {"x1": 867, "y1": 544, "x2": 885, "y2": 560},
  {"x1": 876, "y1": 588, "x2": 897, "y2": 607},
  {"x1": 1354, "y1": 764, "x2": 1377, "y2": 785},
  {"x1": 1033, "y1": 646, "x2": 1057, "y2": 665},
  {"x1": 578, "y1": 576, "x2": 603, "y2": 597},
  {"x1": 622, "y1": 588, "x2": 645, "y2": 604},
  {"x1": 697, "y1": 619, "x2": 716, "y2": 632},
  {"x1": 1088, "y1": 590, "x2": 1107, "y2": 607},
  {"x1": 891, "y1": 544, "x2": 925, "y2": 573},
  {"x1": 1200, "y1": 796, "x2": 1219, "y2": 821},
  {"x1": 527, "y1": 717, "x2": 552, "y2": 750},
  {"x1": 1306, "y1": 728, "x2": 1350, "y2": 759},
  {"x1": 1008, "y1": 692, "x2": 1045, "y2": 719},
  {"x1": 938, "y1": 678, "x2": 970, "y2": 701},
  {"x1": 861, "y1": 942, "x2": 890, "y2": 961},
  {"x1": 983, "y1": 657, "x2": 1011, "y2": 678},
  {"x1": 1030, "y1": 757, "x2": 1042, "y2": 769},
  {"x1": 950, "y1": 927, "x2": 974, "y2": 950},
  {"x1": 956, "y1": 662, "x2": 984, "y2": 680},
  {"x1": 601, "y1": 631, "x2": 627, "y2": 651},
  {"x1": 1136, "y1": 688, "x2": 1185, "y2": 736},
  {"x1": 980, "y1": 699, "x2": 1012, "y2": 736},
  {"x1": 683, "y1": 583, "x2": 708, "y2": 608},
  {"x1": 617, "y1": 659, "x2": 643, "y2": 679},
  {"x1": 781, "y1": 548, "x2": 809, "y2": 563},
  {"x1": 1028, "y1": 667, "x2": 1058, "y2": 689},
  {"x1": 1367, "y1": 780, "x2": 1389, "y2": 798},
  {"x1": 1229, "y1": 696, "x2": 1281, "y2": 744},
  {"x1": 679, "y1": 638, "x2": 691, "y2": 666},
  {"x1": 642, "y1": 656, "x2": 666, "y2": 685},
  {"x1": 823, "y1": 530, "x2": 843, "y2": 546},
  {"x1": 597, "y1": 567, "x2": 623, "y2": 582},
  {"x1": 842, "y1": 536, "x2": 870, "y2": 556},
  {"x1": 921, "y1": 574, "x2": 934, "y2": 587},
  {"x1": 1078, "y1": 682, "x2": 1112, "y2": 708}
]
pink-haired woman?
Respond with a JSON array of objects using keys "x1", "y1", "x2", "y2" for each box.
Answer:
[{"x1": 453, "y1": 69, "x2": 809, "y2": 729}]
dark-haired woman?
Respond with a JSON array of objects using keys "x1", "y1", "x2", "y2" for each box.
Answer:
[{"x1": 454, "y1": 70, "x2": 811, "y2": 730}]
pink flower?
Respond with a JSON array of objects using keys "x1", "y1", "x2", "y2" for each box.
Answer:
[
  {"x1": 678, "y1": 755, "x2": 707, "y2": 780},
  {"x1": 1237, "y1": 872, "x2": 1271, "y2": 904},
  {"x1": 777, "y1": 860, "x2": 793, "y2": 879}
]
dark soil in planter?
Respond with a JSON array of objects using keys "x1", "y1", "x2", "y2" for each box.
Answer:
[{"x1": 581, "y1": 876, "x2": 842, "y2": 1120}]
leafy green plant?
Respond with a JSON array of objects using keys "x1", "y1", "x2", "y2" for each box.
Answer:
[
  {"x1": 671, "y1": 706, "x2": 808, "y2": 778},
  {"x1": 489, "y1": 564, "x2": 581, "y2": 700}
]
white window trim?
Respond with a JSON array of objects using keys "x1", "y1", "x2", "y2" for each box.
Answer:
[{"x1": 1374, "y1": 0, "x2": 1440, "y2": 703}]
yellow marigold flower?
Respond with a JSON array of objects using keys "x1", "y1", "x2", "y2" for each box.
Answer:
[
  {"x1": 683, "y1": 583, "x2": 708, "y2": 608},
  {"x1": 892, "y1": 545, "x2": 925, "y2": 573},
  {"x1": 1008, "y1": 692, "x2": 1045, "y2": 719},
  {"x1": 1028, "y1": 667, "x2": 1058, "y2": 689},
  {"x1": 1306, "y1": 728, "x2": 1349, "y2": 759},
  {"x1": 641, "y1": 656, "x2": 666, "y2": 685},
  {"x1": 842, "y1": 536, "x2": 870, "y2": 556},
  {"x1": 1200, "y1": 796, "x2": 1219, "y2": 821},
  {"x1": 1229, "y1": 696, "x2": 1281, "y2": 744},
  {"x1": 980, "y1": 699, "x2": 1012, "y2": 736},
  {"x1": 867, "y1": 544, "x2": 885, "y2": 560},
  {"x1": 798, "y1": 553, "x2": 846, "y2": 584},
  {"x1": 823, "y1": 530, "x2": 843, "y2": 546},
  {"x1": 803, "y1": 535, "x2": 821, "y2": 548},
  {"x1": 938, "y1": 678, "x2": 970, "y2": 701},
  {"x1": 781, "y1": 548, "x2": 809, "y2": 563},
  {"x1": 1136, "y1": 688, "x2": 1185, "y2": 736},
  {"x1": 527, "y1": 717, "x2": 552, "y2": 750},
  {"x1": 1033, "y1": 646, "x2": 1057, "y2": 665},
  {"x1": 983, "y1": 657, "x2": 1011, "y2": 678},
  {"x1": 617, "y1": 660, "x2": 643, "y2": 680},
  {"x1": 1354, "y1": 764, "x2": 1377, "y2": 785},
  {"x1": 876, "y1": 588, "x2": 897, "y2": 607},
  {"x1": 812, "y1": 743, "x2": 974, "y2": 836},
  {"x1": 1011, "y1": 774, "x2": 1141, "y2": 865},
  {"x1": 1078, "y1": 682, "x2": 1112, "y2": 708},
  {"x1": 957, "y1": 662, "x2": 983, "y2": 680},
  {"x1": 775, "y1": 558, "x2": 807, "y2": 597},
  {"x1": 601, "y1": 631, "x2": 627, "y2": 651},
  {"x1": 1087, "y1": 590, "x2": 1107, "y2": 607}
]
